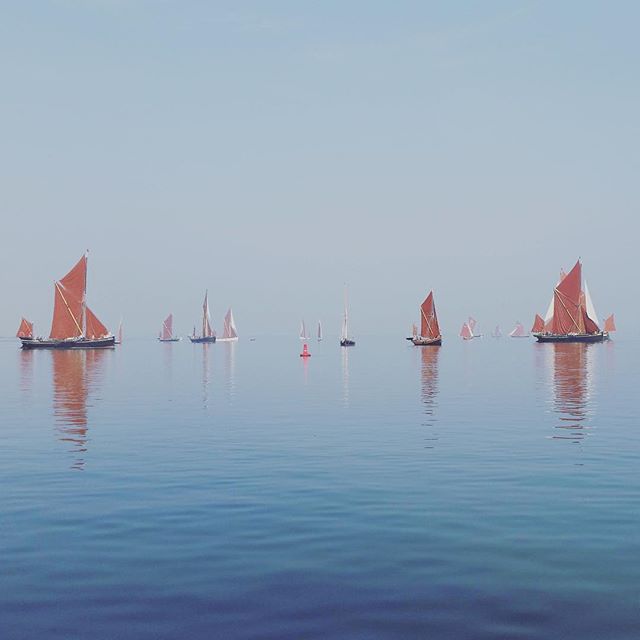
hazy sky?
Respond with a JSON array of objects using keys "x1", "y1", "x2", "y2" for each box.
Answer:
[{"x1": 1, "y1": 1, "x2": 638, "y2": 337}]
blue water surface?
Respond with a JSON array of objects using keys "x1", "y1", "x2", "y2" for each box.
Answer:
[{"x1": 1, "y1": 335, "x2": 638, "y2": 639}]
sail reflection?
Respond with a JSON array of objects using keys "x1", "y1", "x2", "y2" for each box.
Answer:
[
  {"x1": 223, "y1": 341, "x2": 236, "y2": 402},
  {"x1": 51, "y1": 349, "x2": 106, "y2": 470},
  {"x1": 419, "y1": 347, "x2": 440, "y2": 446},
  {"x1": 19, "y1": 348, "x2": 34, "y2": 395},
  {"x1": 341, "y1": 347, "x2": 350, "y2": 408},
  {"x1": 200, "y1": 343, "x2": 214, "y2": 409},
  {"x1": 550, "y1": 343, "x2": 594, "y2": 442}
]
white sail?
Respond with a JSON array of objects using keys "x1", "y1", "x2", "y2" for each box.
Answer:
[
  {"x1": 300, "y1": 320, "x2": 308, "y2": 340},
  {"x1": 583, "y1": 280, "x2": 600, "y2": 328},
  {"x1": 317, "y1": 320, "x2": 322, "y2": 341},
  {"x1": 221, "y1": 308, "x2": 238, "y2": 340}
]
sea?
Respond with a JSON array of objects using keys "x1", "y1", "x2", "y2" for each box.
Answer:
[{"x1": 1, "y1": 335, "x2": 638, "y2": 639}]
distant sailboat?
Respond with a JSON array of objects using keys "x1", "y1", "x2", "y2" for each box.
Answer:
[
  {"x1": 300, "y1": 343, "x2": 311, "y2": 358},
  {"x1": 412, "y1": 291, "x2": 442, "y2": 346},
  {"x1": 534, "y1": 259, "x2": 606, "y2": 343},
  {"x1": 509, "y1": 322, "x2": 530, "y2": 338},
  {"x1": 159, "y1": 314, "x2": 181, "y2": 342},
  {"x1": 189, "y1": 291, "x2": 216, "y2": 343},
  {"x1": 317, "y1": 320, "x2": 323, "y2": 342},
  {"x1": 491, "y1": 325, "x2": 503, "y2": 338},
  {"x1": 217, "y1": 307, "x2": 238, "y2": 342},
  {"x1": 16, "y1": 317, "x2": 34, "y2": 341},
  {"x1": 340, "y1": 285, "x2": 355, "y2": 347},
  {"x1": 460, "y1": 317, "x2": 481, "y2": 340},
  {"x1": 299, "y1": 320, "x2": 309, "y2": 341},
  {"x1": 115, "y1": 318, "x2": 123, "y2": 344},
  {"x1": 21, "y1": 252, "x2": 115, "y2": 350},
  {"x1": 604, "y1": 314, "x2": 616, "y2": 333}
]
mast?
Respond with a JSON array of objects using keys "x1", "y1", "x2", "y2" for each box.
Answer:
[{"x1": 342, "y1": 284, "x2": 349, "y2": 341}]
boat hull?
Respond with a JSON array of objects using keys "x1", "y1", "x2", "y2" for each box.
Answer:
[
  {"x1": 534, "y1": 332, "x2": 605, "y2": 343},
  {"x1": 340, "y1": 339, "x2": 356, "y2": 347},
  {"x1": 412, "y1": 337, "x2": 442, "y2": 346},
  {"x1": 159, "y1": 338, "x2": 182, "y2": 343},
  {"x1": 188, "y1": 336, "x2": 215, "y2": 343},
  {"x1": 21, "y1": 336, "x2": 115, "y2": 350}
]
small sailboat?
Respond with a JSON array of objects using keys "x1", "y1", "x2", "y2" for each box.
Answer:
[
  {"x1": 159, "y1": 314, "x2": 181, "y2": 342},
  {"x1": 460, "y1": 317, "x2": 481, "y2": 340},
  {"x1": 412, "y1": 291, "x2": 442, "y2": 346},
  {"x1": 16, "y1": 317, "x2": 34, "y2": 342},
  {"x1": 317, "y1": 321, "x2": 323, "y2": 342},
  {"x1": 217, "y1": 308, "x2": 238, "y2": 342},
  {"x1": 340, "y1": 285, "x2": 356, "y2": 347},
  {"x1": 189, "y1": 291, "x2": 216, "y2": 343},
  {"x1": 491, "y1": 325, "x2": 503, "y2": 338},
  {"x1": 21, "y1": 252, "x2": 115, "y2": 350},
  {"x1": 534, "y1": 259, "x2": 606, "y2": 343},
  {"x1": 300, "y1": 343, "x2": 311, "y2": 358},
  {"x1": 509, "y1": 321, "x2": 530, "y2": 338},
  {"x1": 299, "y1": 320, "x2": 309, "y2": 341}
]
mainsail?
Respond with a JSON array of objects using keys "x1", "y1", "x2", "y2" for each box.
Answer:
[
  {"x1": 222, "y1": 308, "x2": 238, "y2": 340},
  {"x1": 300, "y1": 320, "x2": 308, "y2": 340},
  {"x1": 468, "y1": 317, "x2": 477, "y2": 333},
  {"x1": 419, "y1": 291, "x2": 440, "y2": 340},
  {"x1": 202, "y1": 291, "x2": 214, "y2": 338},
  {"x1": 17, "y1": 317, "x2": 34, "y2": 338},
  {"x1": 161, "y1": 314, "x2": 173, "y2": 340},
  {"x1": 50, "y1": 254, "x2": 87, "y2": 339},
  {"x1": 551, "y1": 260, "x2": 585, "y2": 334},
  {"x1": 317, "y1": 320, "x2": 322, "y2": 341}
]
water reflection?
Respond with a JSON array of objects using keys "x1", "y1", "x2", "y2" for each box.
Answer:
[
  {"x1": 51, "y1": 349, "x2": 107, "y2": 470},
  {"x1": 419, "y1": 347, "x2": 440, "y2": 446},
  {"x1": 341, "y1": 347, "x2": 349, "y2": 408},
  {"x1": 201, "y1": 344, "x2": 213, "y2": 410},
  {"x1": 19, "y1": 348, "x2": 34, "y2": 396},
  {"x1": 549, "y1": 343, "x2": 594, "y2": 442},
  {"x1": 222, "y1": 342, "x2": 236, "y2": 402}
]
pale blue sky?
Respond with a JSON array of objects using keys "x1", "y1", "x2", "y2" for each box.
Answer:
[{"x1": 1, "y1": 1, "x2": 637, "y2": 337}]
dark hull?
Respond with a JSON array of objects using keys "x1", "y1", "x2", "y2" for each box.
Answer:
[
  {"x1": 189, "y1": 336, "x2": 216, "y2": 344},
  {"x1": 412, "y1": 337, "x2": 442, "y2": 346},
  {"x1": 340, "y1": 339, "x2": 356, "y2": 347},
  {"x1": 21, "y1": 336, "x2": 115, "y2": 350},
  {"x1": 510, "y1": 335, "x2": 531, "y2": 339},
  {"x1": 534, "y1": 332, "x2": 605, "y2": 343},
  {"x1": 158, "y1": 338, "x2": 181, "y2": 343}
]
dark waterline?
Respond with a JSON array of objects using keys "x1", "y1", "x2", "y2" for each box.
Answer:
[{"x1": 1, "y1": 337, "x2": 639, "y2": 639}]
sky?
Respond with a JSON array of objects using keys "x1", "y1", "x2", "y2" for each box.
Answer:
[{"x1": 1, "y1": 1, "x2": 638, "y2": 338}]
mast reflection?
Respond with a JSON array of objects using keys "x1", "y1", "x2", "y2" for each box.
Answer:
[
  {"x1": 341, "y1": 347, "x2": 349, "y2": 408},
  {"x1": 201, "y1": 343, "x2": 212, "y2": 410},
  {"x1": 551, "y1": 343, "x2": 593, "y2": 442},
  {"x1": 51, "y1": 349, "x2": 106, "y2": 470},
  {"x1": 419, "y1": 347, "x2": 440, "y2": 446}
]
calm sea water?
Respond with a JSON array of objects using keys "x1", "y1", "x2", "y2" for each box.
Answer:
[{"x1": 1, "y1": 335, "x2": 639, "y2": 639}]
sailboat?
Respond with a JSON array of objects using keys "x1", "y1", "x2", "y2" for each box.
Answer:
[
  {"x1": 189, "y1": 291, "x2": 216, "y2": 343},
  {"x1": 317, "y1": 321, "x2": 323, "y2": 342},
  {"x1": 16, "y1": 317, "x2": 34, "y2": 342},
  {"x1": 21, "y1": 253, "x2": 115, "y2": 350},
  {"x1": 460, "y1": 317, "x2": 481, "y2": 340},
  {"x1": 340, "y1": 286, "x2": 355, "y2": 347},
  {"x1": 217, "y1": 308, "x2": 238, "y2": 342},
  {"x1": 491, "y1": 325, "x2": 503, "y2": 338},
  {"x1": 509, "y1": 322, "x2": 530, "y2": 338},
  {"x1": 159, "y1": 314, "x2": 181, "y2": 342},
  {"x1": 412, "y1": 291, "x2": 442, "y2": 346},
  {"x1": 534, "y1": 259, "x2": 606, "y2": 343},
  {"x1": 299, "y1": 320, "x2": 309, "y2": 341}
]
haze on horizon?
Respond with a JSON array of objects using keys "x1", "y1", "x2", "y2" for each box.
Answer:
[{"x1": 1, "y1": 1, "x2": 637, "y2": 338}]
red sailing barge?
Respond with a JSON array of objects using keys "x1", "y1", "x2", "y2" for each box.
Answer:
[
  {"x1": 412, "y1": 291, "x2": 442, "y2": 346},
  {"x1": 532, "y1": 259, "x2": 606, "y2": 343},
  {"x1": 20, "y1": 253, "x2": 115, "y2": 350},
  {"x1": 189, "y1": 291, "x2": 216, "y2": 343}
]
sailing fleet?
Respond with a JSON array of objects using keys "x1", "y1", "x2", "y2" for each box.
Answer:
[{"x1": 16, "y1": 254, "x2": 616, "y2": 350}]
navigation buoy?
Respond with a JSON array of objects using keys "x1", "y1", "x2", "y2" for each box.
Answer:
[{"x1": 300, "y1": 343, "x2": 311, "y2": 357}]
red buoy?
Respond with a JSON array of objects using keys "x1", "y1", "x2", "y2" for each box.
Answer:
[{"x1": 300, "y1": 343, "x2": 311, "y2": 357}]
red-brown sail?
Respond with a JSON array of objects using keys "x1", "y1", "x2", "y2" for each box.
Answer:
[
  {"x1": 604, "y1": 314, "x2": 616, "y2": 332},
  {"x1": 17, "y1": 317, "x2": 34, "y2": 338},
  {"x1": 50, "y1": 254, "x2": 87, "y2": 340},
  {"x1": 85, "y1": 307, "x2": 110, "y2": 339},
  {"x1": 460, "y1": 322, "x2": 473, "y2": 340},
  {"x1": 420, "y1": 291, "x2": 440, "y2": 339},
  {"x1": 551, "y1": 260, "x2": 585, "y2": 335},
  {"x1": 531, "y1": 314, "x2": 545, "y2": 333},
  {"x1": 161, "y1": 314, "x2": 173, "y2": 340}
]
